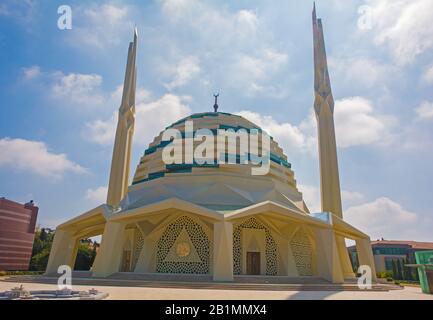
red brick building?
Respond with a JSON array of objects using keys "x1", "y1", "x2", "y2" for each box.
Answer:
[{"x1": 0, "y1": 198, "x2": 38, "y2": 271}]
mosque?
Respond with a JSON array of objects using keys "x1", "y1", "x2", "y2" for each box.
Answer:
[{"x1": 46, "y1": 6, "x2": 377, "y2": 284}]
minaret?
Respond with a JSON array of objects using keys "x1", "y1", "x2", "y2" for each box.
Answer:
[
  {"x1": 106, "y1": 28, "x2": 138, "y2": 208},
  {"x1": 313, "y1": 5, "x2": 355, "y2": 279},
  {"x1": 312, "y1": 4, "x2": 343, "y2": 218}
]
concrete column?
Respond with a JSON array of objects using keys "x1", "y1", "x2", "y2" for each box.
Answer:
[
  {"x1": 356, "y1": 238, "x2": 377, "y2": 282},
  {"x1": 336, "y1": 235, "x2": 356, "y2": 279},
  {"x1": 92, "y1": 221, "x2": 125, "y2": 277},
  {"x1": 314, "y1": 228, "x2": 344, "y2": 283},
  {"x1": 213, "y1": 221, "x2": 233, "y2": 281},
  {"x1": 45, "y1": 229, "x2": 78, "y2": 275}
]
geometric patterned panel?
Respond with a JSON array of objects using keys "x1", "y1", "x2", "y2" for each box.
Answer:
[
  {"x1": 163, "y1": 228, "x2": 202, "y2": 263},
  {"x1": 156, "y1": 216, "x2": 210, "y2": 274},
  {"x1": 233, "y1": 217, "x2": 278, "y2": 275},
  {"x1": 131, "y1": 228, "x2": 144, "y2": 272},
  {"x1": 290, "y1": 227, "x2": 313, "y2": 276}
]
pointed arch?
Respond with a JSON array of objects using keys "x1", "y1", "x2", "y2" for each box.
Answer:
[{"x1": 290, "y1": 226, "x2": 313, "y2": 276}]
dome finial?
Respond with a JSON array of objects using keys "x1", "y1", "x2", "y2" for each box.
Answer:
[{"x1": 213, "y1": 93, "x2": 219, "y2": 112}]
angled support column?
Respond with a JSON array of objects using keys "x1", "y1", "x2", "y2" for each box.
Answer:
[
  {"x1": 92, "y1": 221, "x2": 125, "y2": 277},
  {"x1": 314, "y1": 228, "x2": 344, "y2": 283},
  {"x1": 336, "y1": 235, "x2": 356, "y2": 279},
  {"x1": 213, "y1": 221, "x2": 233, "y2": 281},
  {"x1": 45, "y1": 229, "x2": 78, "y2": 275},
  {"x1": 134, "y1": 237, "x2": 153, "y2": 273},
  {"x1": 356, "y1": 238, "x2": 377, "y2": 283},
  {"x1": 286, "y1": 242, "x2": 299, "y2": 277}
]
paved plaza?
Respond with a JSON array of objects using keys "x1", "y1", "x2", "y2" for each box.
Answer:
[{"x1": 0, "y1": 278, "x2": 431, "y2": 300}]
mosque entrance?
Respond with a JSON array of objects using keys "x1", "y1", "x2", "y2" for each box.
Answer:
[
  {"x1": 120, "y1": 250, "x2": 131, "y2": 272},
  {"x1": 246, "y1": 252, "x2": 261, "y2": 275}
]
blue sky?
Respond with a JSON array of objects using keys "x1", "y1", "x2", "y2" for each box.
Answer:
[{"x1": 0, "y1": 0, "x2": 432, "y2": 242}]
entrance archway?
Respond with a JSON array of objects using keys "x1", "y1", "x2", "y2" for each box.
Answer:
[
  {"x1": 73, "y1": 236, "x2": 101, "y2": 271},
  {"x1": 233, "y1": 217, "x2": 278, "y2": 276}
]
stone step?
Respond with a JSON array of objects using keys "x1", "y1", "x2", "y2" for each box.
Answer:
[{"x1": 2, "y1": 275, "x2": 402, "y2": 292}]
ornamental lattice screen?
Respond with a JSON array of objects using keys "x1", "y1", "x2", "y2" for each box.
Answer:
[
  {"x1": 156, "y1": 215, "x2": 211, "y2": 274},
  {"x1": 233, "y1": 217, "x2": 278, "y2": 275},
  {"x1": 290, "y1": 227, "x2": 313, "y2": 276},
  {"x1": 131, "y1": 228, "x2": 144, "y2": 272}
]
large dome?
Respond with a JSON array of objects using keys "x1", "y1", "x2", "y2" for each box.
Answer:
[{"x1": 122, "y1": 112, "x2": 309, "y2": 214}]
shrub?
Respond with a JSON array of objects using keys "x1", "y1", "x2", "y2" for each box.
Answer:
[{"x1": 377, "y1": 271, "x2": 393, "y2": 279}]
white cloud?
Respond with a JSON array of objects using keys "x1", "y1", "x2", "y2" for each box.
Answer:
[
  {"x1": 51, "y1": 72, "x2": 105, "y2": 107},
  {"x1": 422, "y1": 64, "x2": 433, "y2": 84},
  {"x1": 334, "y1": 97, "x2": 396, "y2": 147},
  {"x1": 232, "y1": 49, "x2": 288, "y2": 97},
  {"x1": 85, "y1": 186, "x2": 108, "y2": 204},
  {"x1": 160, "y1": 0, "x2": 194, "y2": 22},
  {"x1": 160, "y1": 1, "x2": 287, "y2": 97},
  {"x1": 345, "y1": 197, "x2": 419, "y2": 240},
  {"x1": 111, "y1": 85, "x2": 151, "y2": 105},
  {"x1": 22, "y1": 65, "x2": 107, "y2": 111},
  {"x1": 22, "y1": 65, "x2": 41, "y2": 80},
  {"x1": 341, "y1": 191, "x2": 366, "y2": 209},
  {"x1": 367, "y1": 0, "x2": 433, "y2": 65},
  {"x1": 297, "y1": 184, "x2": 321, "y2": 213},
  {"x1": 415, "y1": 101, "x2": 433, "y2": 120},
  {"x1": 161, "y1": 0, "x2": 259, "y2": 39},
  {"x1": 0, "y1": 138, "x2": 85, "y2": 179},
  {"x1": 86, "y1": 3, "x2": 128, "y2": 23},
  {"x1": 237, "y1": 110, "x2": 313, "y2": 155},
  {"x1": 84, "y1": 115, "x2": 117, "y2": 145},
  {"x1": 0, "y1": 1, "x2": 37, "y2": 26},
  {"x1": 85, "y1": 94, "x2": 191, "y2": 145},
  {"x1": 298, "y1": 184, "x2": 365, "y2": 214},
  {"x1": 164, "y1": 56, "x2": 201, "y2": 90},
  {"x1": 329, "y1": 57, "x2": 391, "y2": 89},
  {"x1": 236, "y1": 9, "x2": 258, "y2": 31},
  {"x1": 237, "y1": 96, "x2": 396, "y2": 155},
  {"x1": 67, "y1": 4, "x2": 132, "y2": 49},
  {"x1": 21, "y1": 65, "x2": 106, "y2": 109}
]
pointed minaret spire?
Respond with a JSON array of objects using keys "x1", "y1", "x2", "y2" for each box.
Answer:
[
  {"x1": 106, "y1": 29, "x2": 138, "y2": 208},
  {"x1": 120, "y1": 27, "x2": 138, "y2": 114},
  {"x1": 312, "y1": 1, "x2": 316, "y2": 22},
  {"x1": 313, "y1": 5, "x2": 333, "y2": 115}
]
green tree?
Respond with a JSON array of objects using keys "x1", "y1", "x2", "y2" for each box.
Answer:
[
  {"x1": 30, "y1": 229, "x2": 99, "y2": 272},
  {"x1": 414, "y1": 267, "x2": 420, "y2": 282},
  {"x1": 74, "y1": 243, "x2": 95, "y2": 271},
  {"x1": 392, "y1": 259, "x2": 398, "y2": 279},
  {"x1": 92, "y1": 243, "x2": 98, "y2": 260},
  {"x1": 30, "y1": 249, "x2": 51, "y2": 271},
  {"x1": 402, "y1": 258, "x2": 411, "y2": 281},
  {"x1": 39, "y1": 228, "x2": 48, "y2": 242},
  {"x1": 396, "y1": 259, "x2": 403, "y2": 280},
  {"x1": 29, "y1": 228, "x2": 55, "y2": 271}
]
